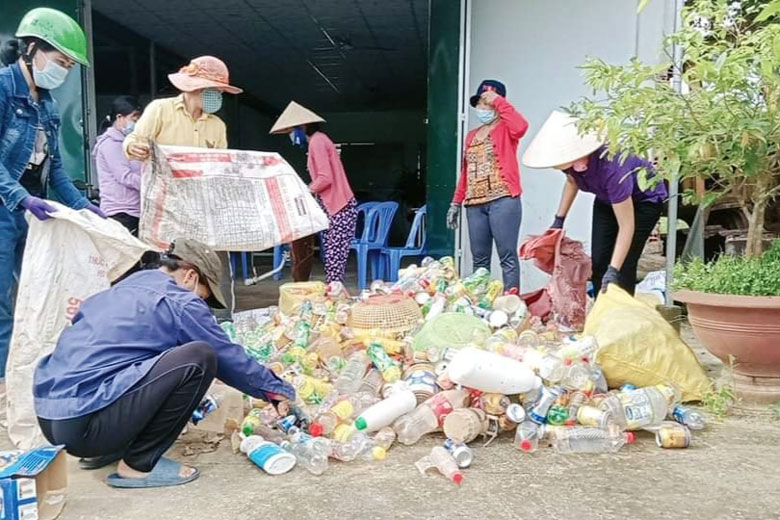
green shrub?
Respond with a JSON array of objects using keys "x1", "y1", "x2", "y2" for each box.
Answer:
[{"x1": 673, "y1": 240, "x2": 780, "y2": 296}]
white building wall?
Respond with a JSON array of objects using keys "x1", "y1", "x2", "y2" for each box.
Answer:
[{"x1": 461, "y1": 0, "x2": 674, "y2": 291}]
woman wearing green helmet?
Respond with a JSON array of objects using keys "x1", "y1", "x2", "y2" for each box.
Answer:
[{"x1": 0, "y1": 8, "x2": 105, "y2": 387}]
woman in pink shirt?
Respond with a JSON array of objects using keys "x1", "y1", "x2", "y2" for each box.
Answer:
[{"x1": 271, "y1": 102, "x2": 357, "y2": 283}]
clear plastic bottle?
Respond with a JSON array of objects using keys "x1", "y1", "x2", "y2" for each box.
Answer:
[
  {"x1": 334, "y1": 351, "x2": 370, "y2": 394},
  {"x1": 672, "y1": 405, "x2": 706, "y2": 431},
  {"x1": 550, "y1": 427, "x2": 636, "y2": 454},
  {"x1": 331, "y1": 431, "x2": 369, "y2": 462},
  {"x1": 522, "y1": 349, "x2": 565, "y2": 383},
  {"x1": 286, "y1": 426, "x2": 331, "y2": 457},
  {"x1": 280, "y1": 439, "x2": 328, "y2": 475},
  {"x1": 598, "y1": 385, "x2": 671, "y2": 431},
  {"x1": 566, "y1": 391, "x2": 588, "y2": 424},
  {"x1": 393, "y1": 389, "x2": 470, "y2": 445},
  {"x1": 560, "y1": 363, "x2": 591, "y2": 391},
  {"x1": 373, "y1": 426, "x2": 397, "y2": 452},
  {"x1": 415, "y1": 446, "x2": 464, "y2": 485},
  {"x1": 513, "y1": 420, "x2": 539, "y2": 452},
  {"x1": 358, "y1": 368, "x2": 384, "y2": 397}
]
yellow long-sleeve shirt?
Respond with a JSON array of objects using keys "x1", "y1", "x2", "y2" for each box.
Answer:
[{"x1": 123, "y1": 94, "x2": 227, "y2": 157}]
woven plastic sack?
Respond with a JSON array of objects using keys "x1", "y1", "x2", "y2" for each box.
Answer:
[
  {"x1": 584, "y1": 285, "x2": 710, "y2": 402},
  {"x1": 7, "y1": 203, "x2": 150, "y2": 448},
  {"x1": 278, "y1": 282, "x2": 326, "y2": 315},
  {"x1": 348, "y1": 294, "x2": 422, "y2": 335},
  {"x1": 412, "y1": 313, "x2": 491, "y2": 353}
]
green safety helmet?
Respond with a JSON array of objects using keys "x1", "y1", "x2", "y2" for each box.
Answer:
[{"x1": 15, "y1": 7, "x2": 90, "y2": 67}]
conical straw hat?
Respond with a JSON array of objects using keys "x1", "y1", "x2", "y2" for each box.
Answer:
[
  {"x1": 522, "y1": 110, "x2": 604, "y2": 169},
  {"x1": 270, "y1": 101, "x2": 326, "y2": 134}
]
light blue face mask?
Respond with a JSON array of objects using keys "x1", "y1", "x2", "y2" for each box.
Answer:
[
  {"x1": 122, "y1": 121, "x2": 136, "y2": 136},
  {"x1": 32, "y1": 53, "x2": 69, "y2": 90},
  {"x1": 475, "y1": 108, "x2": 497, "y2": 124},
  {"x1": 201, "y1": 89, "x2": 223, "y2": 114}
]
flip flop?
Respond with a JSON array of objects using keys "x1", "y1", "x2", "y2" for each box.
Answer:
[
  {"x1": 106, "y1": 457, "x2": 199, "y2": 489},
  {"x1": 79, "y1": 452, "x2": 124, "y2": 470}
]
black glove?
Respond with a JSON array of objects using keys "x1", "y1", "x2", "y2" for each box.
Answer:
[
  {"x1": 600, "y1": 265, "x2": 621, "y2": 293},
  {"x1": 551, "y1": 215, "x2": 566, "y2": 229},
  {"x1": 446, "y1": 204, "x2": 461, "y2": 230}
]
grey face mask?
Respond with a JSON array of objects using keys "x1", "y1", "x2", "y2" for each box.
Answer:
[{"x1": 201, "y1": 88, "x2": 223, "y2": 114}]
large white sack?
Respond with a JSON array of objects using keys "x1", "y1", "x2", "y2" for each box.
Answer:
[
  {"x1": 7, "y1": 203, "x2": 150, "y2": 448},
  {"x1": 140, "y1": 144, "x2": 329, "y2": 251}
]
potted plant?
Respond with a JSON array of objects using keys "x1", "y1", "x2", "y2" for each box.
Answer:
[{"x1": 569, "y1": 0, "x2": 780, "y2": 404}]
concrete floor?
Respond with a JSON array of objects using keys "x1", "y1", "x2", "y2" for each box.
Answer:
[{"x1": 15, "y1": 259, "x2": 780, "y2": 520}]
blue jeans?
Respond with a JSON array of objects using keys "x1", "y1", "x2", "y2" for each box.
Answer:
[
  {"x1": 466, "y1": 196, "x2": 522, "y2": 290},
  {"x1": 0, "y1": 206, "x2": 27, "y2": 378}
]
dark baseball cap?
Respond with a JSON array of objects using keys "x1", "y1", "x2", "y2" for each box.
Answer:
[
  {"x1": 470, "y1": 79, "x2": 507, "y2": 107},
  {"x1": 167, "y1": 239, "x2": 226, "y2": 309}
]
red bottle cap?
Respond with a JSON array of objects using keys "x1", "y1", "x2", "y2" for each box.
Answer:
[
  {"x1": 451, "y1": 472, "x2": 464, "y2": 485},
  {"x1": 625, "y1": 432, "x2": 636, "y2": 444},
  {"x1": 520, "y1": 440, "x2": 533, "y2": 452},
  {"x1": 308, "y1": 422, "x2": 324, "y2": 437}
]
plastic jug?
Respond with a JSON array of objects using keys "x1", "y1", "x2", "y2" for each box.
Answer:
[{"x1": 447, "y1": 347, "x2": 537, "y2": 394}]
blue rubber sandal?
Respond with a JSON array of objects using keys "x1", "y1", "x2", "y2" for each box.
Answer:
[{"x1": 106, "y1": 457, "x2": 199, "y2": 489}]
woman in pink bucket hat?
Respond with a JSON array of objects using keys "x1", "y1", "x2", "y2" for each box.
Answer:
[
  {"x1": 123, "y1": 55, "x2": 242, "y2": 161},
  {"x1": 123, "y1": 55, "x2": 243, "y2": 317}
]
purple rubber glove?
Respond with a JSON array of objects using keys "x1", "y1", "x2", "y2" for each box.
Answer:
[
  {"x1": 86, "y1": 203, "x2": 107, "y2": 219},
  {"x1": 20, "y1": 196, "x2": 57, "y2": 221},
  {"x1": 600, "y1": 265, "x2": 621, "y2": 293},
  {"x1": 551, "y1": 215, "x2": 566, "y2": 229}
]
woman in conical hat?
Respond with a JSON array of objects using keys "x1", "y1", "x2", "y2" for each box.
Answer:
[
  {"x1": 522, "y1": 111, "x2": 667, "y2": 296},
  {"x1": 271, "y1": 102, "x2": 356, "y2": 284}
]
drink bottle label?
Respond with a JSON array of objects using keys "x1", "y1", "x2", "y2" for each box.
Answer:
[
  {"x1": 428, "y1": 393, "x2": 455, "y2": 426},
  {"x1": 249, "y1": 443, "x2": 283, "y2": 468},
  {"x1": 577, "y1": 405, "x2": 610, "y2": 427},
  {"x1": 656, "y1": 423, "x2": 691, "y2": 448}
]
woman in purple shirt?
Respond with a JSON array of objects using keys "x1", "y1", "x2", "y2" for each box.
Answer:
[
  {"x1": 524, "y1": 111, "x2": 667, "y2": 296},
  {"x1": 94, "y1": 96, "x2": 143, "y2": 234}
]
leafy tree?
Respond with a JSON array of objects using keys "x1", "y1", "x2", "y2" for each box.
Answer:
[{"x1": 570, "y1": 0, "x2": 780, "y2": 257}]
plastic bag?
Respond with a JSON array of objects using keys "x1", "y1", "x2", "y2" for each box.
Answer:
[
  {"x1": 519, "y1": 229, "x2": 591, "y2": 329},
  {"x1": 584, "y1": 285, "x2": 710, "y2": 402},
  {"x1": 6, "y1": 203, "x2": 150, "y2": 448}
]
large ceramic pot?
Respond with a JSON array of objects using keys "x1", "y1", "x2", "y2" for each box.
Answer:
[{"x1": 673, "y1": 290, "x2": 780, "y2": 405}]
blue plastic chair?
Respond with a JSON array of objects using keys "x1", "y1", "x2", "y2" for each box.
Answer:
[
  {"x1": 351, "y1": 202, "x2": 378, "y2": 248},
  {"x1": 380, "y1": 205, "x2": 427, "y2": 282},
  {"x1": 350, "y1": 201, "x2": 399, "y2": 290}
]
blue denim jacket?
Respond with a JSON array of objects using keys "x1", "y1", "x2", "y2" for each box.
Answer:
[{"x1": 0, "y1": 62, "x2": 87, "y2": 212}]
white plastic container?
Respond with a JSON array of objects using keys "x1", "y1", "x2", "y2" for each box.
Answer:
[
  {"x1": 240, "y1": 435, "x2": 297, "y2": 475},
  {"x1": 354, "y1": 389, "x2": 418, "y2": 432},
  {"x1": 447, "y1": 347, "x2": 537, "y2": 394}
]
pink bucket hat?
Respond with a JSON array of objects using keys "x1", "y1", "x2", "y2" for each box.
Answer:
[{"x1": 168, "y1": 56, "x2": 243, "y2": 94}]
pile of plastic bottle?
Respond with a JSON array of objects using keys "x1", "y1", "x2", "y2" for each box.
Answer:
[{"x1": 206, "y1": 257, "x2": 706, "y2": 483}]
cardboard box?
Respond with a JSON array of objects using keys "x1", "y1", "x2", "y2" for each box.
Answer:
[{"x1": 0, "y1": 446, "x2": 67, "y2": 520}]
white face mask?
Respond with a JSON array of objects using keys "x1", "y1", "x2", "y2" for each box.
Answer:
[{"x1": 32, "y1": 53, "x2": 69, "y2": 90}]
